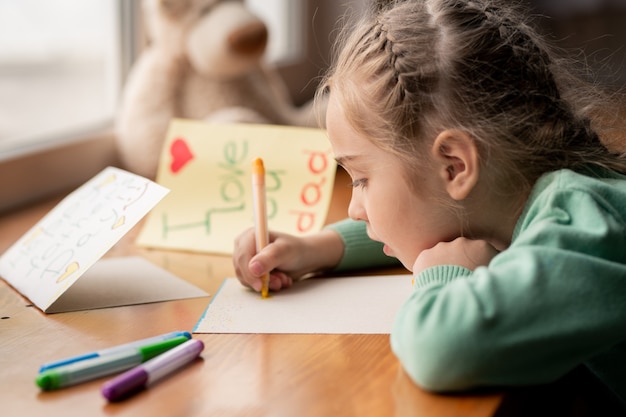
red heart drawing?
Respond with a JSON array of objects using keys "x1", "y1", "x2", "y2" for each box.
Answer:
[{"x1": 170, "y1": 137, "x2": 194, "y2": 174}]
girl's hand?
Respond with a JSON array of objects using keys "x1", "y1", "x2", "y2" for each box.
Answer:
[
  {"x1": 413, "y1": 238, "x2": 498, "y2": 274},
  {"x1": 233, "y1": 228, "x2": 344, "y2": 293}
]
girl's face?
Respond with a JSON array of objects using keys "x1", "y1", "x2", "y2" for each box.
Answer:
[{"x1": 326, "y1": 93, "x2": 461, "y2": 270}]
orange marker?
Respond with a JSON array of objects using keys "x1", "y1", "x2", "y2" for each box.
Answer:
[{"x1": 252, "y1": 157, "x2": 270, "y2": 298}]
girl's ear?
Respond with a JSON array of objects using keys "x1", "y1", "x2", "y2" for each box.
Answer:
[{"x1": 431, "y1": 130, "x2": 479, "y2": 201}]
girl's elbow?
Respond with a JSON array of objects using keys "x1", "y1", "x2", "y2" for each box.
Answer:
[{"x1": 391, "y1": 330, "x2": 484, "y2": 392}]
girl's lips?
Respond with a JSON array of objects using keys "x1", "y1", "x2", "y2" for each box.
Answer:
[{"x1": 367, "y1": 229, "x2": 391, "y2": 256}]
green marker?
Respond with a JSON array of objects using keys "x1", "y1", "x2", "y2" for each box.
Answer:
[{"x1": 36, "y1": 336, "x2": 189, "y2": 390}]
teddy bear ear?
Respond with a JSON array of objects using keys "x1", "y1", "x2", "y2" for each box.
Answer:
[{"x1": 159, "y1": 0, "x2": 191, "y2": 18}]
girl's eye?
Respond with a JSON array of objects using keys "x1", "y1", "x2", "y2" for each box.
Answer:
[{"x1": 350, "y1": 178, "x2": 368, "y2": 188}]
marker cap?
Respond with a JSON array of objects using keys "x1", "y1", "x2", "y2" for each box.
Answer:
[{"x1": 137, "y1": 336, "x2": 189, "y2": 361}]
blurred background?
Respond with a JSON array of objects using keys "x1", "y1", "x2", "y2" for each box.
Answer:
[
  {"x1": 0, "y1": 0, "x2": 624, "y2": 157},
  {"x1": 0, "y1": 0, "x2": 624, "y2": 212},
  {"x1": 527, "y1": 0, "x2": 626, "y2": 88}
]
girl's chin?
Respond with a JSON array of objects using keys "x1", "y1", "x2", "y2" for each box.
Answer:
[{"x1": 383, "y1": 244, "x2": 393, "y2": 256}]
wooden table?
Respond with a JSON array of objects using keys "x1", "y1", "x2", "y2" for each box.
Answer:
[{"x1": 0, "y1": 169, "x2": 613, "y2": 416}]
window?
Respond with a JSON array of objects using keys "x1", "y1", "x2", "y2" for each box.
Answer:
[
  {"x1": 0, "y1": 0, "x2": 137, "y2": 213},
  {"x1": 0, "y1": 0, "x2": 135, "y2": 158}
]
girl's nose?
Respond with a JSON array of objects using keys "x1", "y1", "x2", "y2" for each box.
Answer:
[{"x1": 347, "y1": 191, "x2": 367, "y2": 222}]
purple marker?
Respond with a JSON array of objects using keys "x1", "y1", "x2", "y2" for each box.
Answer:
[{"x1": 101, "y1": 338, "x2": 204, "y2": 401}]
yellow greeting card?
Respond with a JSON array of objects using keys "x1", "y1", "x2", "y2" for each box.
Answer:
[{"x1": 136, "y1": 120, "x2": 336, "y2": 255}]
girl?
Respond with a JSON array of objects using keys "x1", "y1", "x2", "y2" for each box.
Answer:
[{"x1": 233, "y1": 0, "x2": 626, "y2": 406}]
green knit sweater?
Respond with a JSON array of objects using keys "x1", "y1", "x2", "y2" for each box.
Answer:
[{"x1": 327, "y1": 168, "x2": 626, "y2": 404}]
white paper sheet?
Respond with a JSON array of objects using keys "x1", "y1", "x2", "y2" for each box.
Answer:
[{"x1": 194, "y1": 275, "x2": 413, "y2": 334}]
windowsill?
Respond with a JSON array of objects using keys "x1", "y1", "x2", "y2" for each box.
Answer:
[{"x1": 0, "y1": 129, "x2": 120, "y2": 215}]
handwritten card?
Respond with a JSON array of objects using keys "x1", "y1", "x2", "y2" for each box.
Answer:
[
  {"x1": 0, "y1": 167, "x2": 177, "y2": 313},
  {"x1": 136, "y1": 120, "x2": 337, "y2": 255},
  {"x1": 44, "y1": 256, "x2": 208, "y2": 313},
  {"x1": 193, "y1": 275, "x2": 413, "y2": 334}
]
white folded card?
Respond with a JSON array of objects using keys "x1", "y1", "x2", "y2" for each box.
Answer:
[
  {"x1": 45, "y1": 256, "x2": 208, "y2": 313},
  {"x1": 0, "y1": 167, "x2": 207, "y2": 313},
  {"x1": 194, "y1": 275, "x2": 413, "y2": 334}
]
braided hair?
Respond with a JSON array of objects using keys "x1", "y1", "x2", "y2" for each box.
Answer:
[{"x1": 317, "y1": 0, "x2": 626, "y2": 194}]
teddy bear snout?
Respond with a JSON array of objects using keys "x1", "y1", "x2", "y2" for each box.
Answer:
[{"x1": 227, "y1": 20, "x2": 268, "y2": 56}]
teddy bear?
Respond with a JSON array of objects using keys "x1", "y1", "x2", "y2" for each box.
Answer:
[{"x1": 115, "y1": 0, "x2": 325, "y2": 179}]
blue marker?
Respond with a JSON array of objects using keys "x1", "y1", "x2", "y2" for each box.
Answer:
[
  {"x1": 36, "y1": 336, "x2": 189, "y2": 390},
  {"x1": 38, "y1": 331, "x2": 191, "y2": 373}
]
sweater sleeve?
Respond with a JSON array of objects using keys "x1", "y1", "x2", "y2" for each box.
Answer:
[
  {"x1": 324, "y1": 218, "x2": 402, "y2": 272},
  {"x1": 391, "y1": 183, "x2": 626, "y2": 392}
]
